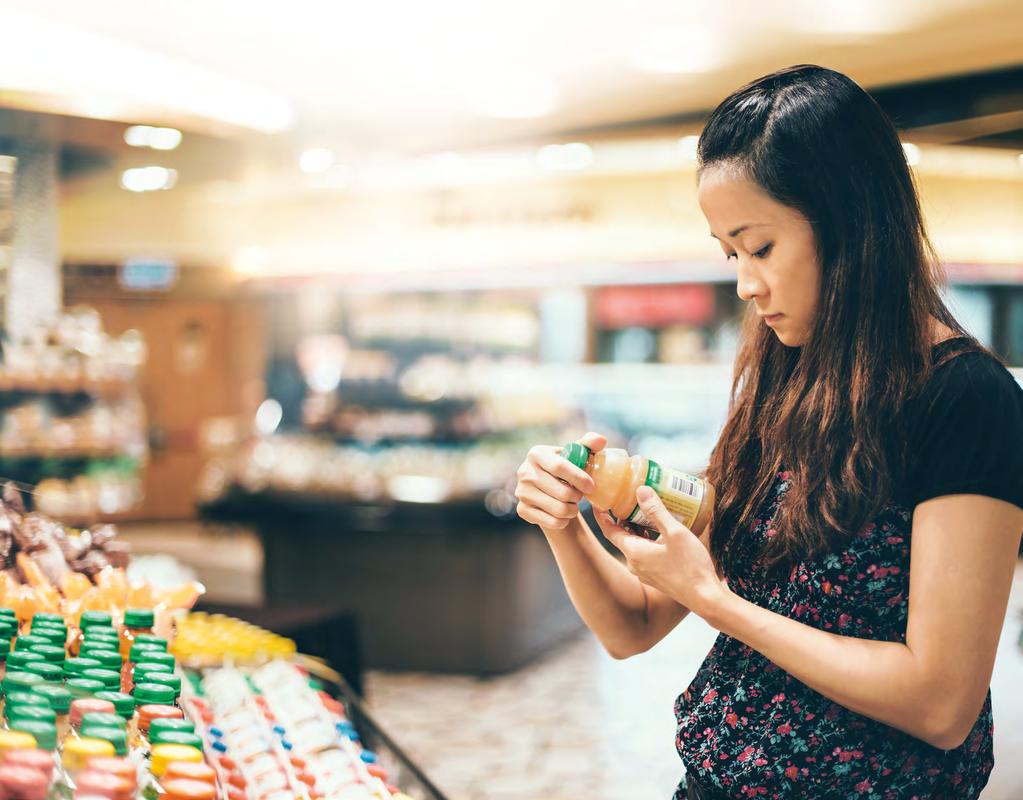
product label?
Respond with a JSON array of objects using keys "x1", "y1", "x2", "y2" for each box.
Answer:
[{"x1": 626, "y1": 460, "x2": 704, "y2": 530}]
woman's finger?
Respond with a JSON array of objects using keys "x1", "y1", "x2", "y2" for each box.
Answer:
[
  {"x1": 516, "y1": 486, "x2": 577, "y2": 521},
  {"x1": 517, "y1": 502, "x2": 569, "y2": 530},
  {"x1": 633, "y1": 486, "x2": 686, "y2": 537},
  {"x1": 534, "y1": 472, "x2": 584, "y2": 504}
]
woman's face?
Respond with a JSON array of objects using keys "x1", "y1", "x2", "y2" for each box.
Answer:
[{"x1": 697, "y1": 166, "x2": 820, "y2": 347}]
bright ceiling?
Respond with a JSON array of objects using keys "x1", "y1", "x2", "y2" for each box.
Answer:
[{"x1": 1, "y1": 0, "x2": 1020, "y2": 155}]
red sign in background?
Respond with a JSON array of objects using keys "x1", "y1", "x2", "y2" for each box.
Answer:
[{"x1": 595, "y1": 284, "x2": 716, "y2": 328}]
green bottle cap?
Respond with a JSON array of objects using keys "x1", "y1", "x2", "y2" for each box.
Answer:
[
  {"x1": 132, "y1": 634, "x2": 167, "y2": 651},
  {"x1": 4, "y1": 691, "x2": 50, "y2": 711},
  {"x1": 7, "y1": 705, "x2": 56, "y2": 724},
  {"x1": 81, "y1": 669, "x2": 120, "y2": 691},
  {"x1": 85, "y1": 627, "x2": 120, "y2": 640},
  {"x1": 0, "y1": 639, "x2": 9, "y2": 658},
  {"x1": 80, "y1": 712, "x2": 125, "y2": 732},
  {"x1": 23, "y1": 662, "x2": 63, "y2": 683},
  {"x1": 134, "y1": 652, "x2": 175, "y2": 671},
  {"x1": 93, "y1": 691, "x2": 134, "y2": 719},
  {"x1": 151, "y1": 730, "x2": 203, "y2": 751},
  {"x1": 2, "y1": 671, "x2": 44, "y2": 696},
  {"x1": 31, "y1": 684, "x2": 72, "y2": 714},
  {"x1": 123, "y1": 609, "x2": 155, "y2": 629},
  {"x1": 31, "y1": 613, "x2": 63, "y2": 625},
  {"x1": 0, "y1": 608, "x2": 16, "y2": 620},
  {"x1": 27, "y1": 645, "x2": 64, "y2": 664},
  {"x1": 149, "y1": 717, "x2": 195, "y2": 738},
  {"x1": 78, "y1": 648, "x2": 122, "y2": 670},
  {"x1": 560, "y1": 441, "x2": 591, "y2": 471},
  {"x1": 14, "y1": 635, "x2": 51, "y2": 652},
  {"x1": 132, "y1": 682, "x2": 175, "y2": 706},
  {"x1": 9, "y1": 719, "x2": 57, "y2": 751},
  {"x1": 143, "y1": 672, "x2": 181, "y2": 698},
  {"x1": 65, "y1": 677, "x2": 105, "y2": 698},
  {"x1": 63, "y1": 657, "x2": 102, "y2": 678},
  {"x1": 29, "y1": 625, "x2": 66, "y2": 644},
  {"x1": 79, "y1": 611, "x2": 113, "y2": 629},
  {"x1": 6, "y1": 652, "x2": 44, "y2": 671},
  {"x1": 82, "y1": 725, "x2": 128, "y2": 756},
  {"x1": 129, "y1": 643, "x2": 164, "y2": 663},
  {"x1": 0, "y1": 621, "x2": 15, "y2": 639}
]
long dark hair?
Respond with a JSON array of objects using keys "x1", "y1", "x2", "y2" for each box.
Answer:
[{"x1": 700, "y1": 65, "x2": 975, "y2": 576}]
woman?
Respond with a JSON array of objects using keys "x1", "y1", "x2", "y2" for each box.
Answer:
[{"x1": 514, "y1": 65, "x2": 1023, "y2": 799}]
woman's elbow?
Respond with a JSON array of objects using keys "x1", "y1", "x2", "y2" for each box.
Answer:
[{"x1": 920, "y1": 701, "x2": 983, "y2": 751}]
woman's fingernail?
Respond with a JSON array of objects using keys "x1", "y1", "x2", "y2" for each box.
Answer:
[{"x1": 637, "y1": 486, "x2": 655, "y2": 501}]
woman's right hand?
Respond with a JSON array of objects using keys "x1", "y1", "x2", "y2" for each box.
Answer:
[{"x1": 515, "y1": 431, "x2": 607, "y2": 531}]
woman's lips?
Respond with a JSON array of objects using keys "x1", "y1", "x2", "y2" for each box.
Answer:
[{"x1": 763, "y1": 313, "x2": 784, "y2": 325}]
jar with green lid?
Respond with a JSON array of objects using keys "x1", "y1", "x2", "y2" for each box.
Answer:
[
  {"x1": 120, "y1": 608, "x2": 155, "y2": 660},
  {"x1": 78, "y1": 648, "x2": 122, "y2": 671},
  {"x1": 7, "y1": 705, "x2": 56, "y2": 726},
  {"x1": 9, "y1": 719, "x2": 57, "y2": 751},
  {"x1": 151, "y1": 729, "x2": 203, "y2": 751},
  {"x1": 26, "y1": 644, "x2": 64, "y2": 664},
  {"x1": 82, "y1": 669, "x2": 120, "y2": 692},
  {"x1": 63, "y1": 657, "x2": 102, "y2": 679},
  {"x1": 14, "y1": 634, "x2": 51, "y2": 652},
  {"x1": 66, "y1": 677, "x2": 105, "y2": 699},
  {"x1": 23, "y1": 661, "x2": 62, "y2": 684},
  {"x1": 85, "y1": 724, "x2": 128, "y2": 756},
  {"x1": 142, "y1": 672, "x2": 181, "y2": 701},
  {"x1": 94, "y1": 691, "x2": 134, "y2": 721},
  {"x1": 31, "y1": 684, "x2": 71, "y2": 743},
  {"x1": 133, "y1": 682, "x2": 175, "y2": 707},
  {"x1": 148, "y1": 718, "x2": 195, "y2": 739}
]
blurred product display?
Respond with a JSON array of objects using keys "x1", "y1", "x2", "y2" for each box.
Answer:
[{"x1": 0, "y1": 308, "x2": 147, "y2": 522}]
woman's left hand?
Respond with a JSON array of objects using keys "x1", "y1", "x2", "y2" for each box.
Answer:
[{"x1": 595, "y1": 485, "x2": 731, "y2": 620}]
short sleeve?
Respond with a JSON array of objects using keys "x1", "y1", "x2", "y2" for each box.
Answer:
[{"x1": 904, "y1": 353, "x2": 1023, "y2": 510}]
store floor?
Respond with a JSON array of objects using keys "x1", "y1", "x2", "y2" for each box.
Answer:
[{"x1": 364, "y1": 560, "x2": 1023, "y2": 800}]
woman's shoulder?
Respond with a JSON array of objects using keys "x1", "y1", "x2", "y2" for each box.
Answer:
[{"x1": 924, "y1": 337, "x2": 1022, "y2": 410}]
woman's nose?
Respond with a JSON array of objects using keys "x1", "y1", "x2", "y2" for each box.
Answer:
[{"x1": 736, "y1": 263, "x2": 768, "y2": 302}]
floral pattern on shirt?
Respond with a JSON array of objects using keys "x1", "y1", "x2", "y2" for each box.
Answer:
[{"x1": 673, "y1": 469, "x2": 994, "y2": 800}]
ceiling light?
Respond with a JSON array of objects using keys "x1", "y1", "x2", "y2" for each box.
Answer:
[
  {"x1": 124, "y1": 125, "x2": 182, "y2": 150},
  {"x1": 902, "y1": 142, "x2": 921, "y2": 166},
  {"x1": 536, "y1": 143, "x2": 594, "y2": 172},
  {"x1": 469, "y1": 73, "x2": 559, "y2": 119},
  {"x1": 630, "y1": 25, "x2": 724, "y2": 74},
  {"x1": 299, "y1": 148, "x2": 335, "y2": 174},
  {"x1": 232, "y1": 245, "x2": 271, "y2": 276},
  {"x1": 120, "y1": 166, "x2": 177, "y2": 192}
]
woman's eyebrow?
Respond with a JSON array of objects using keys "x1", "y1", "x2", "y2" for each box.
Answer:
[{"x1": 709, "y1": 223, "x2": 769, "y2": 240}]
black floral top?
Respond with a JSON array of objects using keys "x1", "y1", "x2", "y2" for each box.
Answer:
[{"x1": 674, "y1": 339, "x2": 1023, "y2": 800}]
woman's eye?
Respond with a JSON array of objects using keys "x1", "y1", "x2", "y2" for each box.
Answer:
[
  {"x1": 754, "y1": 243, "x2": 772, "y2": 259},
  {"x1": 725, "y1": 253, "x2": 737, "y2": 261}
]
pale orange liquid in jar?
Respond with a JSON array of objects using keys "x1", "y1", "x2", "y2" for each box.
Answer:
[{"x1": 561, "y1": 442, "x2": 715, "y2": 536}]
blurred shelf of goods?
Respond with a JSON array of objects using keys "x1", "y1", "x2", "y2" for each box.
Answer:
[{"x1": 0, "y1": 307, "x2": 147, "y2": 523}]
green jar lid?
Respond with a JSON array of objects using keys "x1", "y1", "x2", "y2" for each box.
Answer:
[
  {"x1": 148, "y1": 717, "x2": 195, "y2": 739},
  {"x1": 0, "y1": 638, "x2": 9, "y2": 658},
  {"x1": 7, "y1": 705, "x2": 56, "y2": 724},
  {"x1": 142, "y1": 672, "x2": 181, "y2": 697},
  {"x1": 27, "y1": 645, "x2": 64, "y2": 664},
  {"x1": 78, "y1": 648, "x2": 121, "y2": 670},
  {"x1": 32, "y1": 613, "x2": 63, "y2": 625},
  {"x1": 132, "y1": 682, "x2": 175, "y2": 706},
  {"x1": 83, "y1": 725, "x2": 128, "y2": 756},
  {"x1": 123, "y1": 609, "x2": 154, "y2": 629},
  {"x1": 4, "y1": 691, "x2": 50, "y2": 711},
  {"x1": 65, "y1": 677, "x2": 105, "y2": 698},
  {"x1": 31, "y1": 618, "x2": 66, "y2": 631},
  {"x1": 80, "y1": 611, "x2": 113, "y2": 629},
  {"x1": 135, "y1": 652, "x2": 175, "y2": 671},
  {"x1": 14, "y1": 635, "x2": 52, "y2": 652},
  {"x1": 132, "y1": 634, "x2": 167, "y2": 651},
  {"x1": 6, "y1": 652, "x2": 44, "y2": 671},
  {"x1": 559, "y1": 441, "x2": 591, "y2": 471},
  {"x1": 151, "y1": 730, "x2": 203, "y2": 751},
  {"x1": 80, "y1": 712, "x2": 125, "y2": 732},
  {"x1": 9, "y1": 719, "x2": 57, "y2": 751},
  {"x1": 93, "y1": 691, "x2": 134, "y2": 719},
  {"x1": 0, "y1": 621, "x2": 15, "y2": 638},
  {"x1": 81, "y1": 669, "x2": 120, "y2": 691},
  {"x1": 29, "y1": 629, "x2": 65, "y2": 648},
  {"x1": 0, "y1": 608, "x2": 16, "y2": 619},
  {"x1": 129, "y1": 643, "x2": 164, "y2": 663},
  {"x1": 63, "y1": 657, "x2": 102, "y2": 678},
  {"x1": 23, "y1": 662, "x2": 63, "y2": 683},
  {"x1": 31, "y1": 684, "x2": 72, "y2": 714},
  {"x1": 2, "y1": 671, "x2": 44, "y2": 696},
  {"x1": 85, "y1": 627, "x2": 120, "y2": 640}
]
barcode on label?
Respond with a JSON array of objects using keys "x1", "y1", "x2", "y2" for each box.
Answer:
[{"x1": 670, "y1": 475, "x2": 699, "y2": 497}]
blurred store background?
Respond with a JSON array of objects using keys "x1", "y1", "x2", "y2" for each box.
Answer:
[{"x1": 0, "y1": 0, "x2": 1020, "y2": 797}]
